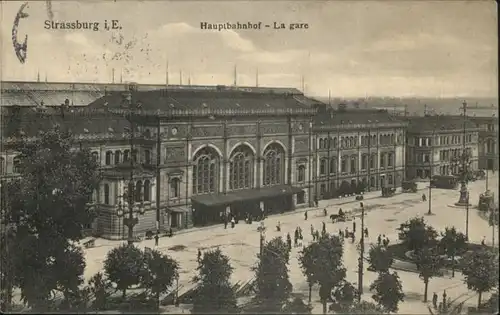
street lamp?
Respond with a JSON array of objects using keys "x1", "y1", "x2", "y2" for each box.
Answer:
[
  {"x1": 427, "y1": 126, "x2": 436, "y2": 216},
  {"x1": 258, "y1": 221, "x2": 266, "y2": 256},
  {"x1": 357, "y1": 202, "x2": 365, "y2": 301},
  {"x1": 117, "y1": 186, "x2": 145, "y2": 245}
]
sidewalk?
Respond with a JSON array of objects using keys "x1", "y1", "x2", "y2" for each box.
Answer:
[{"x1": 173, "y1": 183, "x2": 429, "y2": 237}]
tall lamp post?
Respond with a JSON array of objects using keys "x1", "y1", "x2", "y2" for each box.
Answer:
[
  {"x1": 117, "y1": 188, "x2": 145, "y2": 245},
  {"x1": 357, "y1": 202, "x2": 365, "y2": 301},
  {"x1": 427, "y1": 126, "x2": 436, "y2": 215}
]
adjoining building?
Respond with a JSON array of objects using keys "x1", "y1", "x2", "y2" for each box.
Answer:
[
  {"x1": 404, "y1": 114, "x2": 480, "y2": 181},
  {"x1": 470, "y1": 115, "x2": 499, "y2": 171},
  {"x1": 312, "y1": 104, "x2": 408, "y2": 199}
]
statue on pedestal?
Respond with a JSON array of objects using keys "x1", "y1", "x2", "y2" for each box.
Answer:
[{"x1": 455, "y1": 182, "x2": 470, "y2": 206}]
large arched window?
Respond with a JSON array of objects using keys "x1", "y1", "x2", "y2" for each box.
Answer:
[
  {"x1": 192, "y1": 146, "x2": 219, "y2": 195},
  {"x1": 341, "y1": 155, "x2": 348, "y2": 173},
  {"x1": 144, "y1": 180, "x2": 150, "y2": 201},
  {"x1": 105, "y1": 151, "x2": 113, "y2": 165},
  {"x1": 104, "y1": 184, "x2": 110, "y2": 205},
  {"x1": 297, "y1": 165, "x2": 305, "y2": 183},
  {"x1": 229, "y1": 145, "x2": 254, "y2": 190},
  {"x1": 263, "y1": 143, "x2": 285, "y2": 186},
  {"x1": 114, "y1": 150, "x2": 122, "y2": 164},
  {"x1": 350, "y1": 155, "x2": 357, "y2": 173}
]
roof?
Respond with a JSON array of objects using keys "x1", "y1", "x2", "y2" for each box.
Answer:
[
  {"x1": 1, "y1": 81, "x2": 304, "y2": 107},
  {"x1": 313, "y1": 108, "x2": 403, "y2": 126},
  {"x1": 405, "y1": 115, "x2": 479, "y2": 132},
  {"x1": 87, "y1": 89, "x2": 315, "y2": 111},
  {"x1": 1, "y1": 108, "x2": 129, "y2": 139}
]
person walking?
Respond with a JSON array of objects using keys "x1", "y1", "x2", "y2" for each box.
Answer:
[
  {"x1": 352, "y1": 220, "x2": 356, "y2": 233},
  {"x1": 224, "y1": 216, "x2": 228, "y2": 229},
  {"x1": 304, "y1": 211, "x2": 308, "y2": 220},
  {"x1": 323, "y1": 208, "x2": 327, "y2": 217},
  {"x1": 294, "y1": 228, "x2": 299, "y2": 247},
  {"x1": 322, "y1": 221, "x2": 326, "y2": 235},
  {"x1": 286, "y1": 233, "x2": 292, "y2": 251},
  {"x1": 364, "y1": 227, "x2": 369, "y2": 238},
  {"x1": 231, "y1": 217, "x2": 235, "y2": 228},
  {"x1": 197, "y1": 249, "x2": 202, "y2": 263},
  {"x1": 298, "y1": 227, "x2": 303, "y2": 240},
  {"x1": 432, "y1": 292, "x2": 438, "y2": 309},
  {"x1": 377, "y1": 234, "x2": 382, "y2": 246},
  {"x1": 310, "y1": 224, "x2": 315, "y2": 240},
  {"x1": 276, "y1": 221, "x2": 281, "y2": 232}
]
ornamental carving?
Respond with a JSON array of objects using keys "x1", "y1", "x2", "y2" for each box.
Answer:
[
  {"x1": 294, "y1": 138, "x2": 309, "y2": 152},
  {"x1": 164, "y1": 146, "x2": 186, "y2": 162},
  {"x1": 292, "y1": 122, "x2": 308, "y2": 133},
  {"x1": 191, "y1": 125, "x2": 224, "y2": 138},
  {"x1": 260, "y1": 124, "x2": 288, "y2": 135},
  {"x1": 167, "y1": 126, "x2": 186, "y2": 139},
  {"x1": 227, "y1": 124, "x2": 257, "y2": 136}
]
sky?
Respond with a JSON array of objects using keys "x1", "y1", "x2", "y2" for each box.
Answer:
[{"x1": 0, "y1": 0, "x2": 498, "y2": 98}]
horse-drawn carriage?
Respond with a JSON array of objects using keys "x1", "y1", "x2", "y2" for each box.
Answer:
[
  {"x1": 402, "y1": 180, "x2": 418, "y2": 193},
  {"x1": 330, "y1": 213, "x2": 346, "y2": 223},
  {"x1": 381, "y1": 187, "x2": 396, "y2": 197}
]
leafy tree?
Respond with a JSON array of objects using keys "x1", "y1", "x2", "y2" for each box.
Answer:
[
  {"x1": 253, "y1": 236, "x2": 292, "y2": 313},
  {"x1": 282, "y1": 297, "x2": 312, "y2": 314},
  {"x1": 397, "y1": 217, "x2": 438, "y2": 253},
  {"x1": 330, "y1": 280, "x2": 359, "y2": 313},
  {"x1": 369, "y1": 271, "x2": 405, "y2": 313},
  {"x1": 344, "y1": 300, "x2": 387, "y2": 314},
  {"x1": 439, "y1": 227, "x2": 467, "y2": 277},
  {"x1": 140, "y1": 249, "x2": 179, "y2": 310},
  {"x1": 1, "y1": 128, "x2": 100, "y2": 311},
  {"x1": 367, "y1": 244, "x2": 394, "y2": 272},
  {"x1": 299, "y1": 233, "x2": 346, "y2": 314},
  {"x1": 87, "y1": 272, "x2": 113, "y2": 311},
  {"x1": 192, "y1": 248, "x2": 238, "y2": 314},
  {"x1": 104, "y1": 244, "x2": 145, "y2": 298},
  {"x1": 414, "y1": 246, "x2": 444, "y2": 302},
  {"x1": 461, "y1": 248, "x2": 499, "y2": 308}
]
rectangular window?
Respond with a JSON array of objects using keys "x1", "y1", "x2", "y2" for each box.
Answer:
[
  {"x1": 320, "y1": 159, "x2": 326, "y2": 175},
  {"x1": 361, "y1": 155, "x2": 367, "y2": 170},
  {"x1": 387, "y1": 153, "x2": 393, "y2": 167},
  {"x1": 350, "y1": 158, "x2": 356, "y2": 174},
  {"x1": 341, "y1": 158, "x2": 347, "y2": 173}
]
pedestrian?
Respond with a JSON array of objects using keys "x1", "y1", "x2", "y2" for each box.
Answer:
[
  {"x1": 377, "y1": 234, "x2": 382, "y2": 245},
  {"x1": 345, "y1": 227, "x2": 349, "y2": 238},
  {"x1": 315, "y1": 197, "x2": 319, "y2": 207},
  {"x1": 294, "y1": 228, "x2": 299, "y2": 247},
  {"x1": 231, "y1": 217, "x2": 235, "y2": 228},
  {"x1": 481, "y1": 236, "x2": 486, "y2": 245},
  {"x1": 322, "y1": 222, "x2": 326, "y2": 234},
  {"x1": 315, "y1": 230, "x2": 320, "y2": 241},
  {"x1": 339, "y1": 208, "x2": 344, "y2": 216},
  {"x1": 432, "y1": 292, "x2": 438, "y2": 309},
  {"x1": 442, "y1": 290, "x2": 447, "y2": 308},
  {"x1": 352, "y1": 220, "x2": 356, "y2": 233},
  {"x1": 364, "y1": 227, "x2": 369, "y2": 238},
  {"x1": 287, "y1": 233, "x2": 292, "y2": 250},
  {"x1": 304, "y1": 211, "x2": 308, "y2": 220},
  {"x1": 351, "y1": 231, "x2": 355, "y2": 243},
  {"x1": 224, "y1": 216, "x2": 228, "y2": 229},
  {"x1": 310, "y1": 224, "x2": 314, "y2": 239},
  {"x1": 197, "y1": 249, "x2": 202, "y2": 263},
  {"x1": 298, "y1": 227, "x2": 303, "y2": 240},
  {"x1": 276, "y1": 221, "x2": 281, "y2": 232},
  {"x1": 324, "y1": 208, "x2": 327, "y2": 216}
]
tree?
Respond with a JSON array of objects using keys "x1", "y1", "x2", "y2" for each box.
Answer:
[
  {"x1": 344, "y1": 300, "x2": 386, "y2": 314},
  {"x1": 439, "y1": 227, "x2": 467, "y2": 277},
  {"x1": 282, "y1": 297, "x2": 312, "y2": 314},
  {"x1": 367, "y1": 244, "x2": 394, "y2": 272},
  {"x1": 461, "y1": 248, "x2": 499, "y2": 308},
  {"x1": 369, "y1": 271, "x2": 405, "y2": 313},
  {"x1": 192, "y1": 248, "x2": 238, "y2": 314},
  {"x1": 397, "y1": 217, "x2": 438, "y2": 253},
  {"x1": 414, "y1": 246, "x2": 444, "y2": 302},
  {"x1": 253, "y1": 236, "x2": 292, "y2": 313},
  {"x1": 104, "y1": 244, "x2": 144, "y2": 298},
  {"x1": 299, "y1": 233, "x2": 346, "y2": 314},
  {"x1": 2, "y1": 128, "x2": 100, "y2": 311},
  {"x1": 140, "y1": 249, "x2": 179, "y2": 310},
  {"x1": 87, "y1": 272, "x2": 113, "y2": 311},
  {"x1": 330, "y1": 281, "x2": 359, "y2": 313}
]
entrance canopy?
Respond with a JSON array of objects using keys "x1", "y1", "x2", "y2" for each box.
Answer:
[{"x1": 191, "y1": 185, "x2": 303, "y2": 207}]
